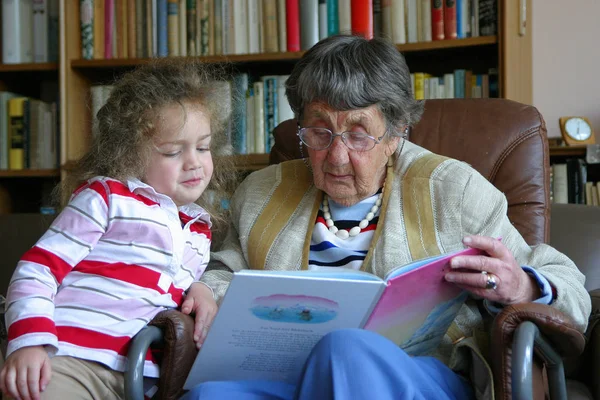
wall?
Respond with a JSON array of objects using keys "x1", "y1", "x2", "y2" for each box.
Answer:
[{"x1": 532, "y1": 0, "x2": 600, "y2": 138}]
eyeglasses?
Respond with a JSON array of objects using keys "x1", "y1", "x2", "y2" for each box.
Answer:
[{"x1": 297, "y1": 127, "x2": 386, "y2": 152}]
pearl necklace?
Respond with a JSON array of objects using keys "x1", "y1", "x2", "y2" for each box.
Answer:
[{"x1": 322, "y1": 188, "x2": 384, "y2": 240}]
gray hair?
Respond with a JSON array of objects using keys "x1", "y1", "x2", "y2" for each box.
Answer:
[{"x1": 285, "y1": 35, "x2": 424, "y2": 136}]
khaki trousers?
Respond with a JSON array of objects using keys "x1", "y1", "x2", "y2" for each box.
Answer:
[{"x1": 40, "y1": 356, "x2": 125, "y2": 400}]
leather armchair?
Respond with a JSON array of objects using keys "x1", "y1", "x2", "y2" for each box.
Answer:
[{"x1": 127, "y1": 99, "x2": 590, "y2": 399}]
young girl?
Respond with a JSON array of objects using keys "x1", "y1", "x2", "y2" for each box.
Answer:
[{"x1": 0, "y1": 59, "x2": 235, "y2": 400}]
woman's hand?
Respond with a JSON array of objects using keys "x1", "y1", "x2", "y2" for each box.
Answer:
[
  {"x1": 181, "y1": 282, "x2": 218, "y2": 349},
  {"x1": 0, "y1": 345, "x2": 51, "y2": 400},
  {"x1": 444, "y1": 235, "x2": 541, "y2": 305}
]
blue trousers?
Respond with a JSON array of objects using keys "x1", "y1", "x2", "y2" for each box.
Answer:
[{"x1": 182, "y1": 329, "x2": 474, "y2": 400}]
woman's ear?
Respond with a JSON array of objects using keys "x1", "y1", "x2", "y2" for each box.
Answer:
[{"x1": 384, "y1": 136, "x2": 401, "y2": 157}]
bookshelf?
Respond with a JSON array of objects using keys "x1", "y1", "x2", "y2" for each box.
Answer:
[{"x1": 0, "y1": 0, "x2": 532, "y2": 213}]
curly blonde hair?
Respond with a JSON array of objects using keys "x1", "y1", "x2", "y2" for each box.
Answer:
[{"x1": 60, "y1": 58, "x2": 238, "y2": 230}]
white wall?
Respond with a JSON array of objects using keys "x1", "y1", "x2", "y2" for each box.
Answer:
[{"x1": 532, "y1": 0, "x2": 600, "y2": 138}]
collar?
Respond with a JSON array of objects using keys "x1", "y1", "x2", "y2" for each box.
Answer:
[{"x1": 126, "y1": 178, "x2": 212, "y2": 227}]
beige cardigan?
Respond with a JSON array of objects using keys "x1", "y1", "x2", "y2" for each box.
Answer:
[{"x1": 201, "y1": 142, "x2": 590, "y2": 399}]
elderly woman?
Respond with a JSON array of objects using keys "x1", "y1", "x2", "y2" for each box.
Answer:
[{"x1": 185, "y1": 35, "x2": 591, "y2": 400}]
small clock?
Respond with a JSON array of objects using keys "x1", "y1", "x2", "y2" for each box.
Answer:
[{"x1": 559, "y1": 116, "x2": 595, "y2": 146}]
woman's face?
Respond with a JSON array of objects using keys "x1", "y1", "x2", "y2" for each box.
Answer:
[{"x1": 302, "y1": 103, "x2": 400, "y2": 207}]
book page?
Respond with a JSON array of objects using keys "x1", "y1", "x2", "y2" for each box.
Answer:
[
  {"x1": 184, "y1": 271, "x2": 385, "y2": 389},
  {"x1": 365, "y1": 247, "x2": 484, "y2": 356}
]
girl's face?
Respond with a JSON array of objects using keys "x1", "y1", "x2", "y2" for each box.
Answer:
[{"x1": 144, "y1": 103, "x2": 213, "y2": 207}]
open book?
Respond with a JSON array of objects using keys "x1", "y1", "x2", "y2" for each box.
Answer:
[{"x1": 183, "y1": 247, "x2": 484, "y2": 389}]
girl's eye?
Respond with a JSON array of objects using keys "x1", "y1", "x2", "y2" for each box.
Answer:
[
  {"x1": 163, "y1": 151, "x2": 181, "y2": 158},
  {"x1": 197, "y1": 147, "x2": 210, "y2": 153}
]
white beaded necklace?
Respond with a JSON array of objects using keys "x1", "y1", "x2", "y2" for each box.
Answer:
[{"x1": 322, "y1": 186, "x2": 384, "y2": 240}]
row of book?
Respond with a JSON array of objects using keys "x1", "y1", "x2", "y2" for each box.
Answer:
[
  {"x1": 90, "y1": 73, "x2": 293, "y2": 156},
  {"x1": 411, "y1": 68, "x2": 498, "y2": 100},
  {"x1": 551, "y1": 159, "x2": 600, "y2": 206},
  {"x1": 80, "y1": 0, "x2": 498, "y2": 60},
  {"x1": 1, "y1": 0, "x2": 60, "y2": 64},
  {"x1": 0, "y1": 94, "x2": 60, "y2": 171}
]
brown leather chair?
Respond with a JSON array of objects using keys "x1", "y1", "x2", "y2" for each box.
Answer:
[
  {"x1": 124, "y1": 99, "x2": 590, "y2": 399},
  {"x1": 266, "y1": 99, "x2": 590, "y2": 399}
]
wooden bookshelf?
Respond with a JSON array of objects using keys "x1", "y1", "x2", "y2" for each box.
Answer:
[
  {"x1": 0, "y1": 63, "x2": 59, "y2": 72},
  {"x1": 549, "y1": 146, "x2": 587, "y2": 157},
  {"x1": 0, "y1": 170, "x2": 61, "y2": 178},
  {"x1": 70, "y1": 36, "x2": 498, "y2": 69}
]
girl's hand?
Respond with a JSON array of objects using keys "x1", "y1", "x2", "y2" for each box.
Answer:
[
  {"x1": 445, "y1": 235, "x2": 541, "y2": 305},
  {"x1": 0, "y1": 346, "x2": 52, "y2": 400},
  {"x1": 181, "y1": 282, "x2": 218, "y2": 349}
]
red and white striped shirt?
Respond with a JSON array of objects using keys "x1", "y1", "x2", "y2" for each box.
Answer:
[{"x1": 5, "y1": 177, "x2": 212, "y2": 378}]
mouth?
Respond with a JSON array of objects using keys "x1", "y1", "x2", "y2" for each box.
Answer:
[
  {"x1": 326, "y1": 172, "x2": 353, "y2": 180},
  {"x1": 181, "y1": 178, "x2": 203, "y2": 187}
]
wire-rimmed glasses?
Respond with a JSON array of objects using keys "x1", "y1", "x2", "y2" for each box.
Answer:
[{"x1": 297, "y1": 127, "x2": 385, "y2": 152}]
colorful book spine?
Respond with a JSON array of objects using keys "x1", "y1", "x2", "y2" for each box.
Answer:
[
  {"x1": 299, "y1": 0, "x2": 319, "y2": 50},
  {"x1": 127, "y1": 0, "x2": 137, "y2": 58},
  {"x1": 443, "y1": 0, "x2": 457, "y2": 39},
  {"x1": 350, "y1": 0, "x2": 373, "y2": 39},
  {"x1": 318, "y1": 0, "x2": 328, "y2": 39},
  {"x1": 431, "y1": 0, "x2": 444, "y2": 40},
  {"x1": 262, "y1": 76, "x2": 278, "y2": 152},
  {"x1": 167, "y1": 0, "x2": 180, "y2": 55},
  {"x1": 8, "y1": 98, "x2": 27, "y2": 171},
  {"x1": 157, "y1": 0, "x2": 168, "y2": 56},
  {"x1": 104, "y1": 0, "x2": 114, "y2": 58},
  {"x1": 286, "y1": 0, "x2": 300, "y2": 52},
  {"x1": 80, "y1": 0, "x2": 95, "y2": 59}
]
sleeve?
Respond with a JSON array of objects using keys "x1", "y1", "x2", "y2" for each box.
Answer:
[
  {"x1": 484, "y1": 266, "x2": 554, "y2": 314},
  {"x1": 459, "y1": 167, "x2": 591, "y2": 332},
  {"x1": 5, "y1": 181, "x2": 110, "y2": 356}
]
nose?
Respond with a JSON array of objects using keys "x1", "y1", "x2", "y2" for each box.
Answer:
[
  {"x1": 183, "y1": 148, "x2": 201, "y2": 170},
  {"x1": 326, "y1": 135, "x2": 349, "y2": 165}
]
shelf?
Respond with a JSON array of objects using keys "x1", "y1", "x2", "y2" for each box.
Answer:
[
  {"x1": 0, "y1": 63, "x2": 59, "y2": 72},
  {"x1": 70, "y1": 36, "x2": 498, "y2": 69},
  {"x1": 0, "y1": 169, "x2": 61, "y2": 178},
  {"x1": 222, "y1": 154, "x2": 270, "y2": 171},
  {"x1": 549, "y1": 146, "x2": 586, "y2": 157},
  {"x1": 396, "y1": 36, "x2": 497, "y2": 52}
]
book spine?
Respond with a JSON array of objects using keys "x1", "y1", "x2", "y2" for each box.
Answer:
[
  {"x1": 233, "y1": 0, "x2": 248, "y2": 54},
  {"x1": 262, "y1": 77, "x2": 278, "y2": 152},
  {"x1": 80, "y1": 0, "x2": 95, "y2": 59},
  {"x1": 151, "y1": 0, "x2": 157, "y2": 56},
  {"x1": 187, "y1": 0, "x2": 197, "y2": 55},
  {"x1": 406, "y1": 0, "x2": 417, "y2": 43},
  {"x1": 156, "y1": 0, "x2": 168, "y2": 56},
  {"x1": 299, "y1": 0, "x2": 319, "y2": 50},
  {"x1": 115, "y1": 0, "x2": 128, "y2": 57},
  {"x1": 232, "y1": 74, "x2": 249, "y2": 154},
  {"x1": 326, "y1": 0, "x2": 339, "y2": 36},
  {"x1": 478, "y1": 0, "x2": 496, "y2": 36},
  {"x1": 277, "y1": 0, "x2": 287, "y2": 52},
  {"x1": 179, "y1": 0, "x2": 187, "y2": 56},
  {"x1": 127, "y1": 0, "x2": 137, "y2": 58},
  {"x1": 248, "y1": 0, "x2": 260, "y2": 53},
  {"x1": 213, "y1": 0, "x2": 222, "y2": 55},
  {"x1": 431, "y1": 0, "x2": 444, "y2": 40},
  {"x1": 135, "y1": 0, "x2": 145, "y2": 57},
  {"x1": 337, "y1": 0, "x2": 351, "y2": 34},
  {"x1": 221, "y1": 0, "x2": 229, "y2": 54},
  {"x1": 390, "y1": 0, "x2": 405, "y2": 44},
  {"x1": 420, "y1": 0, "x2": 431, "y2": 41},
  {"x1": 167, "y1": 0, "x2": 180, "y2": 55},
  {"x1": 253, "y1": 81, "x2": 265, "y2": 154},
  {"x1": 350, "y1": 0, "x2": 373, "y2": 39},
  {"x1": 318, "y1": 0, "x2": 328, "y2": 40},
  {"x1": 32, "y1": 0, "x2": 50, "y2": 62},
  {"x1": 443, "y1": 0, "x2": 457, "y2": 39},
  {"x1": 245, "y1": 88, "x2": 255, "y2": 154},
  {"x1": 263, "y1": 0, "x2": 279, "y2": 52},
  {"x1": 285, "y1": 0, "x2": 300, "y2": 52},
  {"x1": 200, "y1": 0, "x2": 210, "y2": 55},
  {"x1": 8, "y1": 98, "x2": 27, "y2": 171},
  {"x1": 104, "y1": 0, "x2": 114, "y2": 59}
]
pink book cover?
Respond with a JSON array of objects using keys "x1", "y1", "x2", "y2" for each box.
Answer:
[{"x1": 363, "y1": 247, "x2": 484, "y2": 355}]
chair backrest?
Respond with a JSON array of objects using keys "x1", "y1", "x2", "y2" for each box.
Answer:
[
  {"x1": 269, "y1": 98, "x2": 551, "y2": 245},
  {"x1": 550, "y1": 203, "x2": 600, "y2": 292}
]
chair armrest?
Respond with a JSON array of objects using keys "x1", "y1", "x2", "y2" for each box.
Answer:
[
  {"x1": 125, "y1": 325, "x2": 164, "y2": 400},
  {"x1": 149, "y1": 309, "x2": 198, "y2": 400},
  {"x1": 490, "y1": 303, "x2": 586, "y2": 400}
]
